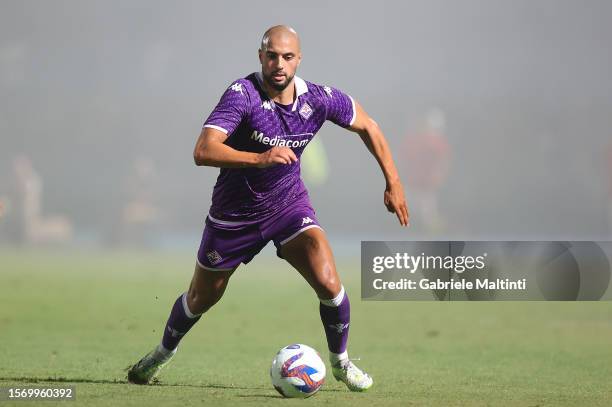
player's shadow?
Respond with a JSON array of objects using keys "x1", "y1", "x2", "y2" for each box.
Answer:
[
  {"x1": 1, "y1": 376, "x2": 346, "y2": 397},
  {"x1": 237, "y1": 394, "x2": 286, "y2": 399},
  {"x1": 0, "y1": 376, "x2": 265, "y2": 391},
  {"x1": 0, "y1": 376, "x2": 126, "y2": 385},
  {"x1": 237, "y1": 387, "x2": 344, "y2": 399}
]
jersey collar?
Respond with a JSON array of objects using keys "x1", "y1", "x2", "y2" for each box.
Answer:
[
  {"x1": 291, "y1": 76, "x2": 308, "y2": 111},
  {"x1": 255, "y1": 72, "x2": 308, "y2": 111}
]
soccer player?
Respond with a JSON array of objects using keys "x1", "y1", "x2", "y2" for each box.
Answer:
[{"x1": 128, "y1": 25, "x2": 409, "y2": 392}]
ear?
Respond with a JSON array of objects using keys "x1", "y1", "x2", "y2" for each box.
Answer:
[
  {"x1": 258, "y1": 49, "x2": 263, "y2": 64},
  {"x1": 297, "y1": 52, "x2": 302, "y2": 67}
]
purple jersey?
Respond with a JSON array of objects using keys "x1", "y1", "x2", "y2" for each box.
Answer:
[{"x1": 203, "y1": 72, "x2": 356, "y2": 222}]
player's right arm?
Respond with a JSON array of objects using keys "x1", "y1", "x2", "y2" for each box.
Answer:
[
  {"x1": 193, "y1": 128, "x2": 297, "y2": 168},
  {"x1": 194, "y1": 80, "x2": 297, "y2": 169}
]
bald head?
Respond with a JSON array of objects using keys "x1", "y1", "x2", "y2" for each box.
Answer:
[
  {"x1": 260, "y1": 25, "x2": 301, "y2": 52},
  {"x1": 258, "y1": 25, "x2": 302, "y2": 92}
]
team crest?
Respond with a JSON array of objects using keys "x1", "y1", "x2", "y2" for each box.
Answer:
[
  {"x1": 167, "y1": 326, "x2": 185, "y2": 338},
  {"x1": 206, "y1": 250, "x2": 222, "y2": 265},
  {"x1": 328, "y1": 323, "x2": 349, "y2": 333},
  {"x1": 299, "y1": 102, "x2": 313, "y2": 120}
]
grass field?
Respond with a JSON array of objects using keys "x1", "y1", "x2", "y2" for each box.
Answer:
[{"x1": 1, "y1": 248, "x2": 611, "y2": 406}]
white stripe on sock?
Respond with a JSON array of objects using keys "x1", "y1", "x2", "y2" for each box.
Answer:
[
  {"x1": 319, "y1": 285, "x2": 345, "y2": 307},
  {"x1": 181, "y1": 292, "x2": 202, "y2": 319}
]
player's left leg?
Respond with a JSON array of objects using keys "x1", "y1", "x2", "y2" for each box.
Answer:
[
  {"x1": 127, "y1": 263, "x2": 236, "y2": 384},
  {"x1": 279, "y1": 227, "x2": 373, "y2": 392}
]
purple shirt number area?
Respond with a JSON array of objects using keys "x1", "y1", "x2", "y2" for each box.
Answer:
[{"x1": 202, "y1": 72, "x2": 356, "y2": 222}]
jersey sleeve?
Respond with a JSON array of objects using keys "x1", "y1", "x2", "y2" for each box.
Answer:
[
  {"x1": 203, "y1": 81, "x2": 249, "y2": 135},
  {"x1": 323, "y1": 86, "x2": 356, "y2": 128}
]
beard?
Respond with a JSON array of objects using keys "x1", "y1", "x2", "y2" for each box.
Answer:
[{"x1": 263, "y1": 71, "x2": 294, "y2": 91}]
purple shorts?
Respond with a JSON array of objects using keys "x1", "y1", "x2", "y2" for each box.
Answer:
[{"x1": 196, "y1": 200, "x2": 322, "y2": 271}]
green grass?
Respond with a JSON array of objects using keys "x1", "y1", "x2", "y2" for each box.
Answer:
[{"x1": 1, "y1": 248, "x2": 611, "y2": 406}]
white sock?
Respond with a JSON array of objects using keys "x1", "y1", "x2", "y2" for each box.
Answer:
[
  {"x1": 330, "y1": 350, "x2": 349, "y2": 367},
  {"x1": 156, "y1": 343, "x2": 177, "y2": 360}
]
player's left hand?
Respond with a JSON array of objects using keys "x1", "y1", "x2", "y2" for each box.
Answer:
[{"x1": 384, "y1": 181, "x2": 409, "y2": 227}]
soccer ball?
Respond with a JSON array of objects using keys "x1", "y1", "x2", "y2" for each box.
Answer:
[{"x1": 270, "y1": 344, "x2": 326, "y2": 398}]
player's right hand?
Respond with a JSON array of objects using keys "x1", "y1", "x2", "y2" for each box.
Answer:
[{"x1": 256, "y1": 147, "x2": 298, "y2": 168}]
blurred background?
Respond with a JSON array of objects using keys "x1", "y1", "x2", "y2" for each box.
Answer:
[{"x1": 1, "y1": 0, "x2": 612, "y2": 252}]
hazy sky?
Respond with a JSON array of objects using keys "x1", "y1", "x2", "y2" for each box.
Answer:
[{"x1": 1, "y1": 1, "x2": 611, "y2": 242}]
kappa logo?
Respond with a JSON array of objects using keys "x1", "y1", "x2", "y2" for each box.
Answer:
[
  {"x1": 206, "y1": 250, "x2": 222, "y2": 265},
  {"x1": 262, "y1": 100, "x2": 273, "y2": 111},
  {"x1": 301, "y1": 217, "x2": 314, "y2": 226},
  {"x1": 299, "y1": 102, "x2": 313, "y2": 119},
  {"x1": 328, "y1": 323, "x2": 349, "y2": 334},
  {"x1": 230, "y1": 82, "x2": 244, "y2": 94},
  {"x1": 323, "y1": 86, "x2": 333, "y2": 97}
]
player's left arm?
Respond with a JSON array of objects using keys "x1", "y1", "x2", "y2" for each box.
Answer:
[{"x1": 348, "y1": 101, "x2": 409, "y2": 227}]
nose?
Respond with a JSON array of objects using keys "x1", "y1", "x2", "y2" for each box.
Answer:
[{"x1": 274, "y1": 55, "x2": 284, "y2": 70}]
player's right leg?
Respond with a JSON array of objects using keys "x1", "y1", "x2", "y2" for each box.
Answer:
[
  {"x1": 127, "y1": 262, "x2": 236, "y2": 384},
  {"x1": 127, "y1": 216, "x2": 265, "y2": 384}
]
